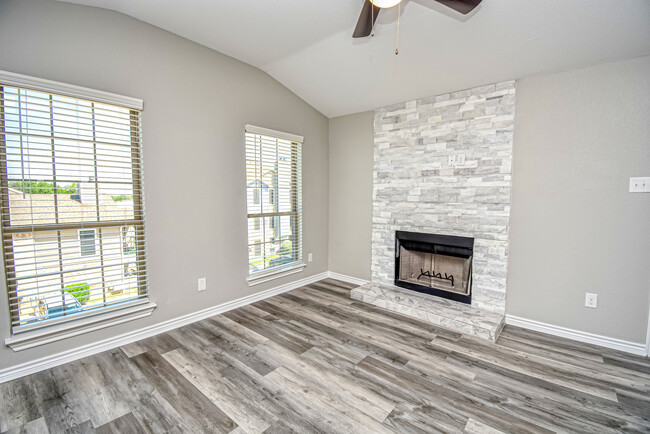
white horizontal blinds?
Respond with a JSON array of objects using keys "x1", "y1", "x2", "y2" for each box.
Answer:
[
  {"x1": 245, "y1": 127, "x2": 302, "y2": 275},
  {"x1": 0, "y1": 82, "x2": 148, "y2": 332}
]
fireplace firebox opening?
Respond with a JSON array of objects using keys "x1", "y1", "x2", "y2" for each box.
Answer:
[{"x1": 395, "y1": 231, "x2": 474, "y2": 304}]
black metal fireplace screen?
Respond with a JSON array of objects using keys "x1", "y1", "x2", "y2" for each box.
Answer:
[{"x1": 395, "y1": 231, "x2": 474, "y2": 304}]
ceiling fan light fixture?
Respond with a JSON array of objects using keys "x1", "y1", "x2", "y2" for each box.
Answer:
[{"x1": 369, "y1": 0, "x2": 401, "y2": 8}]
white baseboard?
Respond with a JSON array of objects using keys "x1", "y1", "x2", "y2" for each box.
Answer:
[
  {"x1": 326, "y1": 271, "x2": 369, "y2": 287},
  {"x1": 646, "y1": 309, "x2": 650, "y2": 359},
  {"x1": 0, "y1": 271, "x2": 328, "y2": 383},
  {"x1": 506, "y1": 315, "x2": 647, "y2": 357}
]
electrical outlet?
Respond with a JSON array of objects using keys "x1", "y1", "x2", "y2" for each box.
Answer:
[
  {"x1": 198, "y1": 277, "x2": 206, "y2": 292},
  {"x1": 448, "y1": 155, "x2": 456, "y2": 167},
  {"x1": 585, "y1": 293, "x2": 597, "y2": 308},
  {"x1": 629, "y1": 177, "x2": 650, "y2": 193},
  {"x1": 308, "y1": 253, "x2": 313, "y2": 262}
]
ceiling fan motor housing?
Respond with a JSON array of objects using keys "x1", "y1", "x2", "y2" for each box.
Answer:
[{"x1": 370, "y1": 0, "x2": 401, "y2": 8}]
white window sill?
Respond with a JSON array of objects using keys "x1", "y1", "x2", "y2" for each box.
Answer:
[
  {"x1": 247, "y1": 262, "x2": 306, "y2": 286},
  {"x1": 5, "y1": 301, "x2": 156, "y2": 352}
]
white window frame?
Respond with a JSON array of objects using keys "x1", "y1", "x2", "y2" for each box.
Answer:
[
  {"x1": 245, "y1": 125, "x2": 305, "y2": 286},
  {"x1": 0, "y1": 70, "x2": 155, "y2": 351}
]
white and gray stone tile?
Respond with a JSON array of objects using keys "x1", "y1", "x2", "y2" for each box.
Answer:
[
  {"x1": 351, "y1": 282, "x2": 505, "y2": 342},
  {"x1": 371, "y1": 81, "x2": 516, "y2": 313}
]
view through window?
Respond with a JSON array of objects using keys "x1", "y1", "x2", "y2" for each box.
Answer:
[
  {"x1": 0, "y1": 82, "x2": 148, "y2": 331},
  {"x1": 245, "y1": 127, "x2": 302, "y2": 275}
]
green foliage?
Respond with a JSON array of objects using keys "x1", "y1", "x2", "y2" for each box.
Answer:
[
  {"x1": 111, "y1": 195, "x2": 133, "y2": 202},
  {"x1": 64, "y1": 282, "x2": 90, "y2": 305},
  {"x1": 278, "y1": 240, "x2": 293, "y2": 257},
  {"x1": 9, "y1": 181, "x2": 77, "y2": 194}
]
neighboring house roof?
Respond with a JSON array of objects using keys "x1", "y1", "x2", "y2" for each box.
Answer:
[
  {"x1": 8, "y1": 189, "x2": 133, "y2": 226},
  {"x1": 247, "y1": 180, "x2": 269, "y2": 190}
]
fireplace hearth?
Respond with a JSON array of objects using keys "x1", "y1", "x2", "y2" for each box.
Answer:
[{"x1": 395, "y1": 231, "x2": 473, "y2": 304}]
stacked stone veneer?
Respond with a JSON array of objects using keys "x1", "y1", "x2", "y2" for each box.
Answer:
[{"x1": 372, "y1": 81, "x2": 515, "y2": 312}]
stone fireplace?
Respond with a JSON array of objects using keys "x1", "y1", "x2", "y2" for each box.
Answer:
[
  {"x1": 351, "y1": 80, "x2": 514, "y2": 341},
  {"x1": 395, "y1": 231, "x2": 473, "y2": 304},
  {"x1": 370, "y1": 80, "x2": 515, "y2": 313}
]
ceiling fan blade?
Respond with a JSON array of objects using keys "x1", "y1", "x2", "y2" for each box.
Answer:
[
  {"x1": 353, "y1": 0, "x2": 381, "y2": 38},
  {"x1": 434, "y1": 0, "x2": 482, "y2": 15}
]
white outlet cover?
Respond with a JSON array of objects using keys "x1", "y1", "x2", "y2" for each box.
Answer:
[
  {"x1": 585, "y1": 293, "x2": 597, "y2": 308},
  {"x1": 448, "y1": 155, "x2": 456, "y2": 167},
  {"x1": 308, "y1": 253, "x2": 313, "y2": 262},
  {"x1": 629, "y1": 177, "x2": 650, "y2": 193}
]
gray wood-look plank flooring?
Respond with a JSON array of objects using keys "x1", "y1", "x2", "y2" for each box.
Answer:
[{"x1": 1, "y1": 278, "x2": 649, "y2": 433}]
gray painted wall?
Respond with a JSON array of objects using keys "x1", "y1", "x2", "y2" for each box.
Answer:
[
  {"x1": 0, "y1": 0, "x2": 329, "y2": 370},
  {"x1": 508, "y1": 56, "x2": 650, "y2": 344},
  {"x1": 328, "y1": 112, "x2": 374, "y2": 280}
]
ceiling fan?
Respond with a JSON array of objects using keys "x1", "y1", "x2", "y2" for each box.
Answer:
[{"x1": 353, "y1": 0, "x2": 482, "y2": 38}]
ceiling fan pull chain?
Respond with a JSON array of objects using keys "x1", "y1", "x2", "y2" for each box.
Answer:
[{"x1": 395, "y1": 2, "x2": 400, "y2": 54}]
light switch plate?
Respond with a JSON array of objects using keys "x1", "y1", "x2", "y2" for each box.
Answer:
[
  {"x1": 198, "y1": 277, "x2": 207, "y2": 291},
  {"x1": 629, "y1": 177, "x2": 650, "y2": 193}
]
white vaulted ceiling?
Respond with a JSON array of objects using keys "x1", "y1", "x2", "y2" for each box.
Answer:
[{"x1": 59, "y1": 0, "x2": 650, "y2": 117}]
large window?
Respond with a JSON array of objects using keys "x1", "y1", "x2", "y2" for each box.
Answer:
[
  {"x1": 245, "y1": 125, "x2": 303, "y2": 279},
  {"x1": 0, "y1": 73, "x2": 148, "y2": 333}
]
